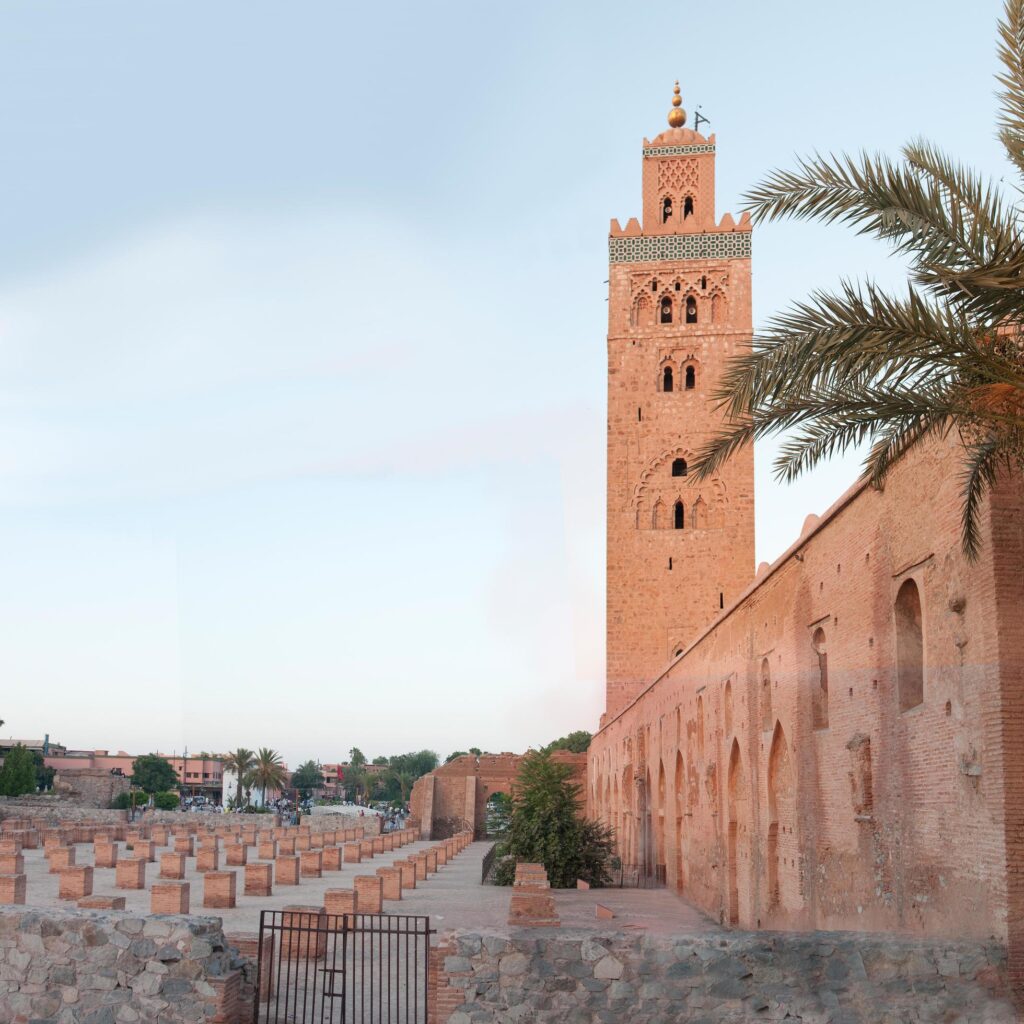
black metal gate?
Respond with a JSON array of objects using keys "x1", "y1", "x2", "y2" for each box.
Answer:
[{"x1": 253, "y1": 911, "x2": 434, "y2": 1024}]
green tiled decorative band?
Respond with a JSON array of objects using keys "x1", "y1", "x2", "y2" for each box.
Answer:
[
  {"x1": 609, "y1": 232, "x2": 751, "y2": 264},
  {"x1": 643, "y1": 144, "x2": 716, "y2": 157}
]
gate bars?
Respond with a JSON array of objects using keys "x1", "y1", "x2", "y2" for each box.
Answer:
[{"x1": 254, "y1": 910, "x2": 434, "y2": 1024}]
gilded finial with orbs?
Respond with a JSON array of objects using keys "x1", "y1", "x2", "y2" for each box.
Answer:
[{"x1": 667, "y1": 81, "x2": 686, "y2": 128}]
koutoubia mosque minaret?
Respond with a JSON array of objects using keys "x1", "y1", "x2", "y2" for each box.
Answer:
[{"x1": 605, "y1": 84, "x2": 755, "y2": 720}]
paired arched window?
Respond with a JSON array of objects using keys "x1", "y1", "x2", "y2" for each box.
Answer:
[
  {"x1": 662, "y1": 197, "x2": 673, "y2": 223},
  {"x1": 662, "y1": 366, "x2": 673, "y2": 392},
  {"x1": 660, "y1": 297, "x2": 673, "y2": 324},
  {"x1": 674, "y1": 501, "x2": 685, "y2": 529},
  {"x1": 671, "y1": 458, "x2": 687, "y2": 477},
  {"x1": 895, "y1": 579, "x2": 924, "y2": 711},
  {"x1": 685, "y1": 297, "x2": 698, "y2": 324},
  {"x1": 811, "y1": 628, "x2": 829, "y2": 728},
  {"x1": 685, "y1": 365, "x2": 696, "y2": 389}
]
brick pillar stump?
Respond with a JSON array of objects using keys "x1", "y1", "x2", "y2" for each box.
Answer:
[
  {"x1": 94, "y1": 841, "x2": 118, "y2": 869},
  {"x1": 226, "y1": 842, "x2": 248, "y2": 866},
  {"x1": 353, "y1": 875, "x2": 383, "y2": 914},
  {"x1": 359, "y1": 839, "x2": 375, "y2": 859},
  {"x1": 203, "y1": 871, "x2": 237, "y2": 909},
  {"x1": 294, "y1": 834, "x2": 311, "y2": 853},
  {"x1": 116, "y1": 857, "x2": 146, "y2": 890},
  {"x1": 435, "y1": 844, "x2": 447, "y2": 866},
  {"x1": 310, "y1": 833, "x2": 324, "y2": 849},
  {"x1": 396, "y1": 860, "x2": 416, "y2": 890},
  {"x1": 425, "y1": 850, "x2": 438, "y2": 874},
  {"x1": 299, "y1": 850, "x2": 322, "y2": 879},
  {"x1": 173, "y1": 836, "x2": 194, "y2": 857},
  {"x1": 151, "y1": 826, "x2": 169, "y2": 846},
  {"x1": 244, "y1": 862, "x2": 273, "y2": 897},
  {"x1": 343, "y1": 843, "x2": 361, "y2": 863},
  {"x1": 277, "y1": 838, "x2": 296, "y2": 856},
  {"x1": 258, "y1": 840, "x2": 278, "y2": 860},
  {"x1": 134, "y1": 840, "x2": 156, "y2": 863},
  {"x1": 0, "y1": 838, "x2": 22, "y2": 855},
  {"x1": 372, "y1": 837, "x2": 385, "y2": 855},
  {"x1": 47, "y1": 846, "x2": 75, "y2": 874},
  {"x1": 152, "y1": 881, "x2": 191, "y2": 914},
  {"x1": 0, "y1": 853, "x2": 24, "y2": 874},
  {"x1": 160, "y1": 851, "x2": 186, "y2": 880},
  {"x1": 197, "y1": 847, "x2": 220, "y2": 873},
  {"x1": 321, "y1": 846, "x2": 342, "y2": 872},
  {"x1": 0, "y1": 874, "x2": 26, "y2": 904},
  {"x1": 376, "y1": 866, "x2": 402, "y2": 901},
  {"x1": 59, "y1": 865, "x2": 93, "y2": 900},
  {"x1": 323, "y1": 888, "x2": 357, "y2": 917},
  {"x1": 78, "y1": 895, "x2": 125, "y2": 910},
  {"x1": 275, "y1": 856, "x2": 300, "y2": 886},
  {"x1": 281, "y1": 905, "x2": 326, "y2": 961},
  {"x1": 413, "y1": 854, "x2": 428, "y2": 881}
]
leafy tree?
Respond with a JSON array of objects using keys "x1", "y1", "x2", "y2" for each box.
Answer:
[
  {"x1": 445, "y1": 751, "x2": 468, "y2": 763},
  {"x1": 31, "y1": 750, "x2": 55, "y2": 791},
  {"x1": 0, "y1": 744, "x2": 37, "y2": 796},
  {"x1": 493, "y1": 751, "x2": 613, "y2": 888},
  {"x1": 131, "y1": 754, "x2": 179, "y2": 795},
  {"x1": 291, "y1": 760, "x2": 325, "y2": 798},
  {"x1": 348, "y1": 748, "x2": 366, "y2": 769},
  {"x1": 371, "y1": 756, "x2": 388, "y2": 766},
  {"x1": 694, "y1": 0, "x2": 1024, "y2": 560},
  {"x1": 249, "y1": 748, "x2": 288, "y2": 805},
  {"x1": 222, "y1": 748, "x2": 256, "y2": 808},
  {"x1": 153, "y1": 791, "x2": 180, "y2": 810},
  {"x1": 543, "y1": 730, "x2": 592, "y2": 754}
]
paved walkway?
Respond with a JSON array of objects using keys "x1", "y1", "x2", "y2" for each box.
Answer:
[{"x1": 20, "y1": 839, "x2": 718, "y2": 938}]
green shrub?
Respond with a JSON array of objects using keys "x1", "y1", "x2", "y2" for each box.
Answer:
[
  {"x1": 153, "y1": 792, "x2": 180, "y2": 810},
  {"x1": 0, "y1": 745, "x2": 37, "y2": 797},
  {"x1": 494, "y1": 751, "x2": 613, "y2": 888}
]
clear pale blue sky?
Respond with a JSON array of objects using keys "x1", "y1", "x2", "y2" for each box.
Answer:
[{"x1": 0, "y1": 0, "x2": 1011, "y2": 766}]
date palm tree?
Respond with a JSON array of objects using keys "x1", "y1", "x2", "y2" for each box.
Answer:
[
  {"x1": 694, "y1": 0, "x2": 1024, "y2": 558},
  {"x1": 222, "y1": 748, "x2": 256, "y2": 809},
  {"x1": 248, "y1": 747, "x2": 288, "y2": 807}
]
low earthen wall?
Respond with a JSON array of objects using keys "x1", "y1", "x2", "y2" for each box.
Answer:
[{"x1": 433, "y1": 929, "x2": 1016, "y2": 1024}]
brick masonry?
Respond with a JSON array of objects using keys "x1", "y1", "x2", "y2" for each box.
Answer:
[{"x1": 588, "y1": 103, "x2": 1024, "y2": 993}]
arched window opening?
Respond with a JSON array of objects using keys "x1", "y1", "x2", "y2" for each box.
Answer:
[
  {"x1": 671, "y1": 457, "x2": 687, "y2": 477},
  {"x1": 662, "y1": 366, "x2": 674, "y2": 392},
  {"x1": 674, "y1": 281, "x2": 681, "y2": 291},
  {"x1": 661, "y1": 197, "x2": 673, "y2": 223},
  {"x1": 685, "y1": 365, "x2": 696, "y2": 389},
  {"x1": 812, "y1": 627, "x2": 829, "y2": 728},
  {"x1": 685, "y1": 297, "x2": 698, "y2": 324},
  {"x1": 760, "y1": 658, "x2": 773, "y2": 732},
  {"x1": 660, "y1": 297, "x2": 673, "y2": 324},
  {"x1": 895, "y1": 579, "x2": 924, "y2": 711},
  {"x1": 724, "y1": 680, "x2": 733, "y2": 736},
  {"x1": 701, "y1": 275, "x2": 707, "y2": 290},
  {"x1": 683, "y1": 196, "x2": 694, "y2": 219},
  {"x1": 674, "y1": 501, "x2": 684, "y2": 529},
  {"x1": 651, "y1": 280, "x2": 658, "y2": 292},
  {"x1": 711, "y1": 293, "x2": 724, "y2": 323}
]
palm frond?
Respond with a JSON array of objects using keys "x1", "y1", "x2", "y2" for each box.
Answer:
[
  {"x1": 959, "y1": 434, "x2": 1006, "y2": 558},
  {"x1": 997, "y1": 0, "x2": 1024, "y2": 178}
]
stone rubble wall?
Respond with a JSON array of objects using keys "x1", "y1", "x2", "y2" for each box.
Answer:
[
  {"x1": 434, "y1": 929, "x2": 1017, "y2": 1024},
  {"x1": 0, "y1": 906, "x2": 246, "y2": 1023}
]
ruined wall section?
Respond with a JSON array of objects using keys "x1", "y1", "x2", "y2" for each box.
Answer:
[
  {"x1": 590, "y1": 435, "x2": 1024, "y2": 963},
  {"x1": 411, "y1": 752, "x2": 587, "y2": 840}
]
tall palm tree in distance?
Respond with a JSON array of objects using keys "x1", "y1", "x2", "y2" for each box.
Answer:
[
  {"x1": 694, "y1": 0, "x2": 1024, "y2": 558},
  {"x1": 222, "y1": 748, "x2": 256, "y2": 809},
  {"x1": 249, "y1": 747, "x2": 288, "y2": 807}
]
